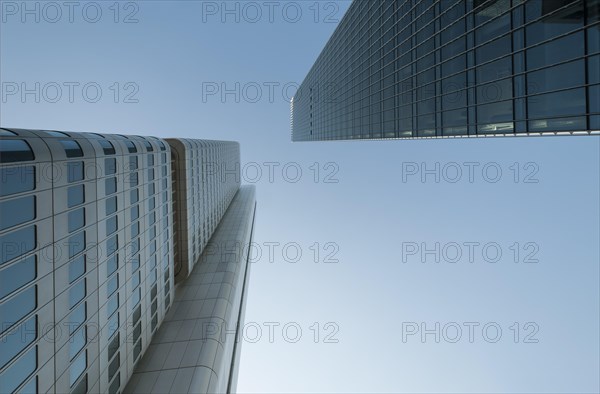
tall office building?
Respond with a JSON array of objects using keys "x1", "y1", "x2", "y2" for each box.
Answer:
[
  {"x1": 291, "y1": 0, "x2": 600, "y2": 141},
  {"x1": 0, "y1": 129, "x2": 256, "y2": 394}
]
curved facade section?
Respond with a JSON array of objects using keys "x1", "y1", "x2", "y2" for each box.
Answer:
[
  {"x1": 166, "y1": 139, "x2": 241, "y2": 284},
  {"x1": 0, "y1": 129, "x2": 175, "y2": 394},
  {"x1": 124, "y1": 186, "x2": 256, "y2": 394},
  {"x1": 292, "y1": 0, "x2": 600, "y2": 141}
]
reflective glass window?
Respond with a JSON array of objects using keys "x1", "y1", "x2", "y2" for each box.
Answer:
[
  {"x1": 68, "y1": 185, "x2": 85, "y2": 208},
  {"x1": 69, "y1": 255, "x2": 86, "y2": 284},
  {"x1": 0, "y1": 226, "x2": 36, "y2": 265},
  {"x1": 68, "y1": 208, "x2": 85, "y2": 233},
  {"x1": 0, "y1": 345, "x2": 36, "y2": 394},
  {"x1": 67, "y1": 161, "x2": 84, "y2": 183},
  {"x1": 60, "y1": 140, "x2": 83, "y2": 158},
  {"x1": 0, "y1": 255, "x2": 36, "y2": 299},
  {"x1": 0, "y1": 140, "x2": 34, "y2": 163},
  {"x1": 0, "y1": 166, "x2": 35, "y2": 197},
  {"x1": 0, "y1": 196, "x2": 35, "y2": 231},
  {"x1": 0, "y1": 285, "x2": 36, "y2": 335}
]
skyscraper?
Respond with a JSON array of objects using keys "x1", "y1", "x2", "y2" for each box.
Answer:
[
  {"x1": 291, "y1": 0, "x2": 600, "y2": 141},
  {"x1": 0, "y1": 129, "x2": 256, "y2": 394}
]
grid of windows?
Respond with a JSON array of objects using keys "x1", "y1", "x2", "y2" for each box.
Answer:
[{"x1": 291, "y1": 0, "x2": 600, "y2": 141}]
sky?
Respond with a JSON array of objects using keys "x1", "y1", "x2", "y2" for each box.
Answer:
[{"x1": 1, "y1": 1, "x2": 599, "y2": 393}]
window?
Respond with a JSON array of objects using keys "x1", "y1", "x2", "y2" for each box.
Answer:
[
  {"x1": 106, "y1": 216, "x2": 118, "y2": 236},
  {"x1": 131, "y1": 222, "x2": 139, "y2": 238},
  {"x1": 70, "y1": 350, "x2": 87, "y2": 387},
  {"x1": 69, "y1": 303, "x2": 86, "y2": 335},
  {"x1": 526, "y1": 31, "x2": 584, "y2": 70},
  {"x1": 68, "y1": 208, "x2": 85, "y2": 233},
  {"x1": 107, "y1": 312, "x2": 119, "y2": 338},
  {"x1": 148, "y1": 183, "x2": 155, "y2": 196},
  {"x1": 105, "y1": 158, "x2": 116, "y2": 175},
  {"x1": 147, "y1": 154, "x2": 154, "y2": 166},
  {"x1": 67, "y1": 161, "x2": 84, "y2": 183},
  {"x1": 148, "y1": 168, "x2": 154, "y2": 181},
  {"x1": 125, "y1": 141, "x2": 137, "y2": 154},
  {"x1": 106, "y1": 235, "x2": 118, "y2": 257},
  {"x1": 0, "y1": 226, "x2": 36, "y2": 265},
  {"x1": 108, "y1": 352, "x2": 120, "y2": 381},
  {"x1": 106, "y1": 254, "x2": 118, "y2": 277},
  {"x1": 131, "y1": 206, "x2": 139, "y2": 220},
  {"x1": 144, "y1": 141, "x2": 153, "y2": 152},
  {"x1": 68, "y1": 185, "x2": 85, "y2": 208},
  {"x1": 68, "y1": 231, "x2": 86, "y2": 258},
  {"x1": 477, "y1": 78, "x2": 513, "y2": 104},
  {"x1": 131, "y1": 271, "x2": 140, "y2": 290},
  {"x1": 107, "y1": 274, "x2": 119, "y2": 297},
  {"x1": 109, "y1": 373, "x2": 120, "y2": 394},
  {"x1": 0, "y1": 286, "x2": 36, "y2": 335},
  {"x1": 128, "y1": 156, "x2": 138, "y2": 170},
  {"x1": 127, "y1": 172, "x2": 138, "y2": 187},
  {"x1": 158, "y1": 141, "x2": 166, "y2": 151},
  {"x1": 526, "y1": 0, "x2": 584, "y2": 46},
  {"x1": 0, "y1": 345, "x2": 36, "y2": 394},
  {"x1": 131, "y1": 287, "x2": 141, "y2": 308},
  {"x1": 527, "y1": 59, "x2": 585, "y2": 95},
  {"x1": 98, "y1": 140, "x2": 115, "y2": 155},
  {"x1": 476, "y1": 34, "x2": 511, "y2": 64},
  {"x1": 69, "y1": 279, "x2": 86, "y2": 309},
  {"x1": 107, "y1": 293, "x2": 119, "y2": 316},
  {"x1": 130, "y1": 189, "x2": 139, "y2": 204},
  {"x1": 0, "y1": 140, "x2": 34, "y2": 163},
  {"x1": 108, "y1": 332, "x2": 119, "y2": 361},
  {"x1": 105, "y1": 178, "x2": 117, "y2": 195},
  {"x1": 106, "y1": 197, "x2": 117, "y2": 215},
  {"x1": 0, "y1": 166, "x2": 35, "y2": 197},
  {"x1": 0, "y1": 255, "x2": 36, "y2": 299},
  {"x1": 0, "y1": 314, "x2": 36, "y2": 369},
  {"x1": 477, "y1": 99, "x2": 513, "y2": 125},
  {"x1": 0, "y1": 196, "x2": 35, "y2": 231},
  {"x1": 69, "y1": 327, "x2": 86, "y2": 360},
  {"x1": 477, "y1": 56, "x2": 512, "y2": 83},
  {"x1": 69, "y1": 255, "x2": 86, "y2": 284},
  {"x1": 60, "y1": 140, "x2": 83, "y2": 158},
  {"x1": 528, "y1": 87, "x2": 586, "y2": 118}
]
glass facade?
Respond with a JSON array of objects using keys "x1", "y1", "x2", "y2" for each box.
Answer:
[{"x1": 291, "y1": 0, "x2": 600, "y2": 141}]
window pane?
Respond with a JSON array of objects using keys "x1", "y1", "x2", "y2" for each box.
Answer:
[
  {"x1": 125, "y1": 141, "x2": 137, "y2": 154},
  {"x1": 0, "y1": 166, "x2": 35, "y2": 197},
  {"x1": 60, "y1": 140, "x2": 83, "y2": 158},
  {"x1": 68, "y1": 231, "x2": 86, "y2": 258},
  {"x1": 106, "y1": 254, "x2": 118, "y2": 277},
  {"x1": 0, "y1": 226, "x2": 36, "y2": 265},
  {"x1": 528, "y1": 87, "x2": 586, "y2": 118},
  {"x1": 529, "y1": 116, "x2": 587, "y2": 131},
  {"x1": 0, "y1": 196, "x2": 35, "y2": 231},
  {"x1": 69, "y1": 279, "x2": 86, "y2": 309},
  {"x1": 68, "y1": 303, "x2": 86, "y2": 335},
  {"x1": 0, "y1": 255, "x2": 36, "y2": 299},
  {"x1": 70, "y1": 327, "x2": 86, "y2": 361},
  {"x1": 476, "y1": 34, "x2": 511, "y2": 64},
  {"x1": 106, "y1": 197, "x2": 117, "y2": 215},
  {"x1": 107, "y1": 312, "x2": 119, "y2": 338},
  {"x1": 130, "y1": 189, "x2": 139, "y2": 204},
  {"x1": 70, "y1": 350, "x2": 87, "y2": 387},
  {"x1": 477, "y1": 99, "x2": 513, "y2": 123},
  {"x1": 0, "y1": 285, "x2": 36, "y2": 335},
  {"x1": 0, "y1": 140, "x2": 35, "y2": 163},
  {"x1": 477, "y1": 78, "x2": 513, "y2": 104},
  {"x1": 527, "y1": 59, "x2": 585, "y2": 94},
  {"x1": 107, "y1": 274, "x2": 119, "y2": 297},
  {"x1": 99, "y1": 140, "x2": 115, "y2": 155},
  {"x1": 131, "y1": 206, "x2": 139, "y2": 220},
  {"x1": 0, "y1": 345, "x2": 36, "y2": 394},
  {"x1": 105, "y1": 158, "x2": 116, "y2": 175},
  {"x1": 68, "y1": 185, "x2": 85, "y2": 208},
  {"x1": 0, "y1": 314, "x2": 36, "y2": 369},
  {"x1": 107, "y1": 294, "x2": 119, "y2": 317},
  {"x1": 525, "y1": 1, "x2": 584, "y2": 46},
  {"x1": 106, "y1": 216, "x2": 118, "y2": 236},
  {"x1": 147, "y1": 154, "x2": 154, "y2": 166},
  {"x1": 106, "y1": 235, "x2": 118, "y2": 257},
  {"x1": 67, "y1": 161, "x2": 84, "y2": 183},
  {"x1": 527, "y1": 31, "x2": 584, "y2": 70},
  {"x1": 69, "y1": 255, "x2": 86, "y2": 284},
  {"x1": 105, "y1": 178, "x2": 117, "y2": 195},
  {"x1": 144, "y1": 141, "x2": 153, "y2": 152},
  {"x1": 68, "y1": 208, "x2": 85, "y2": 233}
]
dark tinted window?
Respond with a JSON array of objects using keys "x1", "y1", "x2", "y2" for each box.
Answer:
[
  {"x1": 68, "y1": 231, "x2": 86, "y2": 258},
  {"x1": 131, "y1": 221, "x2": 139, "y2": 238},
  {"x1": 67, "y1": 161, "x2": 84, "y2": 183},
  {"x1": 0, "y1": 226, "x2": 36, "y2": 265},
  {"x1": 105, "y1": 178, "x2": 117, "y2": 195},
  {"x1": 106, "y1": 235, "x2": 118, "y2": 256},
  {"x1": 526, "y1": 1, "x2": 584, "y2": 46},
  {"x1": 0, "y1": 255, "x2": 36, "y2": 299},
  {"x1": 128, "y1": 156, "x2": 138, "y2": 170},
  {"x1": 147, "y1": 154, "x2": 154, "y2": 166},
  {"x1": 68, "y1": 185, "x2": 85, "y2": 208},
  {"x1": 125, "y1": 141, "x2": 137, "y2": 153},
  {"x1": 106, "y1": 216, "x2": 118, "y2": 236},
  {"x1": 69, "y1": 255, "x2": 86, "y2": 284},
  {"x1": 105, "y1": 158, "x2": 116, "y2": 175},
  {"x1": 157, "y1": 141, "x2": 166, "y2": 151},
  {"x1": 0, "y1": 314, "x2": 36, "y2": 369},
  {"x1": 527, "y1": 31, "x2": 584, "y2": 70},
  {"x1": 68, "y1": 208, "x2": 85, "y2": 233},
  {"x1": 528, "y1": 87, "x2": 586, "y2": 118},
  {"x1": 60, "y1": 140, "x2": 83, "y2": 158},
  {"x1": 69, "y1": 279, "x2": 86, "y2": 309},
  {"x1": 131, "y1": 206, "x2": 139, "y2": 220},
  {"x1": 144, "y1": 141, "x2": 153, "y2": 152},
  {"x1": 0, "y1": 345, "x2": 36, "y2": 394},
  {"x1": 130, "y1": 189, "x2": 139, "y2": 204},
  {"x1": 0, "y1": 140, "x2": 34, "y2": 163},
  {"x1": 106, "y1": 197, "x2": 117, "y2": 215},
  {"x1": 70, "y1": 350, "x2": 86, "y2": 387},
  {"x1": 107, "y1": 312, "x2": 119, "y2": 338},
  {"x1": 98, "y1": 140, "x2": 115, "y2": 155},
  {"x1": 0, "y1": 166, "x2": 35, "y2": 197},
  {"x1": 0, "y1": 196, "x2": 35, "y2": 231},
  {"x1": 527, "y1": 59, "x2": 585, "y2": 94},
  {"x1": 0, "y1": 285, "x2": 36, "y2": 335}
]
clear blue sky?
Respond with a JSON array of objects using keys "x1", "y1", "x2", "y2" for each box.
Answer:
[{"x1": 1, "y1": 1, "x2": 599, "y2": 392}]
